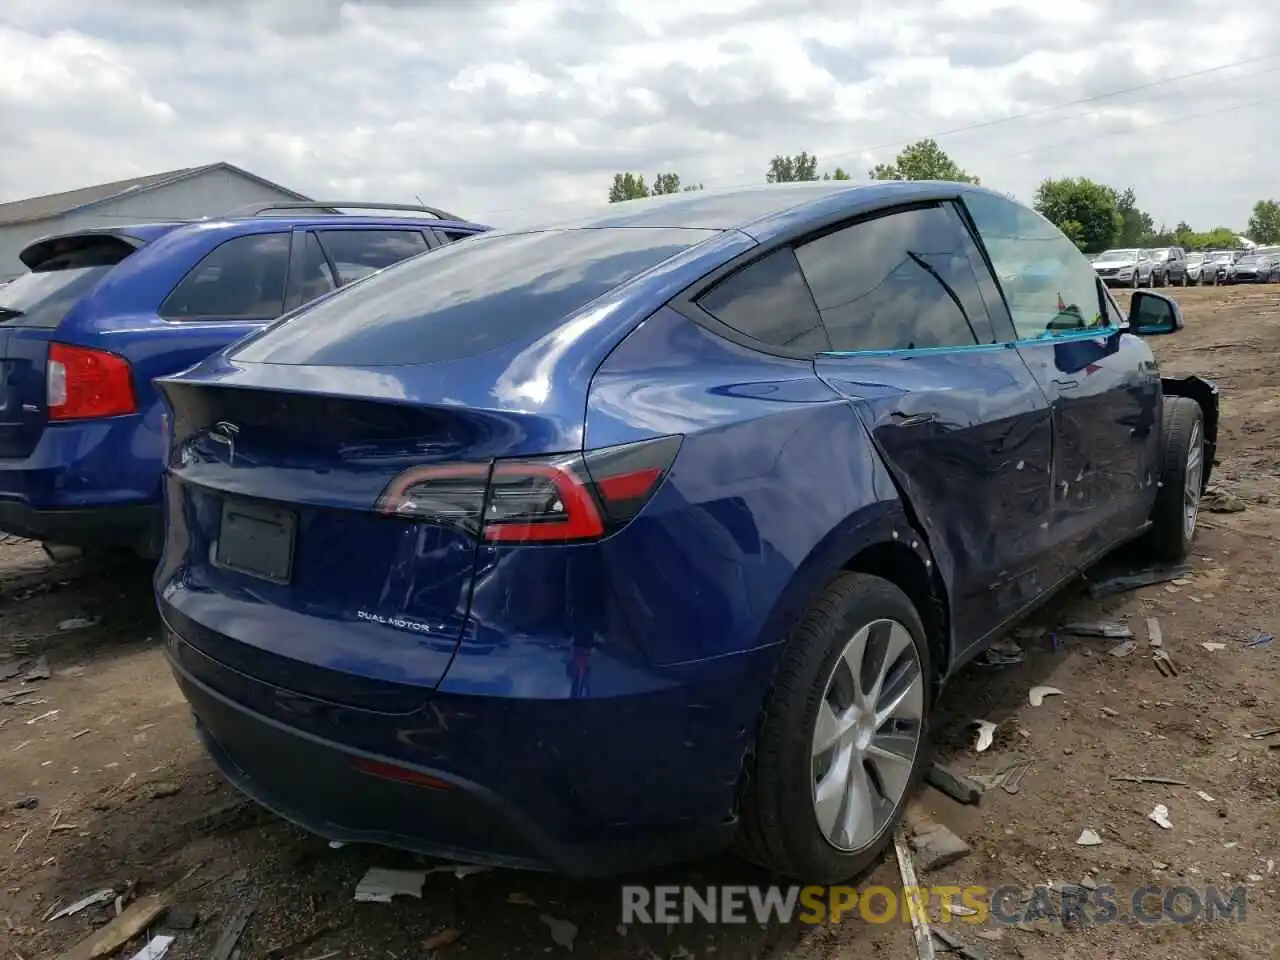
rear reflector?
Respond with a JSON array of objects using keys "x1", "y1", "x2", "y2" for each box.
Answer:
[
  {"x1": 47, "y1": 342, "x2": 138, "y2": 421},
  {"x1": 350, "y1": 757, "x2": 455, "y2": 791},
  {"x1": 376, "y1": 435, "x2": 682, "y2": 544}
]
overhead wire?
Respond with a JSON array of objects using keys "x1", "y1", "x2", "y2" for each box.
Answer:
[{"x1": 468, "y1": 53, "x2": 1280, "y2": 220}]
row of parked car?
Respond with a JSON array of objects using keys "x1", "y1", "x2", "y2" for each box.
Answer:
[
  {"x1": 1091, "y1": 245, "x2": 1280, "y2": 287},
  {"x1": 0, "y1": 184, "x2": 1217, "y2": 886}
]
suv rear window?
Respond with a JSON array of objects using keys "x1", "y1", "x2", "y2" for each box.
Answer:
[
  {"x1": 0, "y1": 242, "x2": 133, "y2": 328},
  {"x1": 232, "y1": 227, "x2": 713, "y2": 366}
]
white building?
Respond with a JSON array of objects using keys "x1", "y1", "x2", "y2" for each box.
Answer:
[{"x1": 0, "y1": 162, "x2": 312, "y2": 279}]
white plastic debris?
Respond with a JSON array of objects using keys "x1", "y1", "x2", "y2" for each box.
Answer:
[
  {"x1": 1201, "y1": 642, "x2": 1226, "y2": 652},
  {"x1": 1149, "y1": 804, "x2": 1173, "y2": 829},
  {"x1": 328, "y1": 840, "x2": 346, "y2": 849},
  {"x1": 972, "y1": 719, "x2": 997, "y2": 752},
  {"x1": 1146, "y1": 618, "x2": 1163, "y2": 648},
  {"x1": 48, "y1": 888, "x2": 116, "y2": 921},
  {"x1": 57, "y1": 617, "x2": 97, "y2": 632},
  {"x1": 1076, "y1": 829, "x2": 1103, "y2": 846},
  {"x1": 354, "y1": 867, "x2": 427, "y2": 903},
  {"x1": 127, "y1": 935, "x2": 175, "y2": 960},
  {"x1": 1109, "y1": 640, "x2": 1138, "y2": 658},
  {"x1": 540, "y1": 913, "x2": 578, "y2": 951},
  {"x1": 1029, "y1": 686, "x2": 1063, "y2": 707},
  {"x1": 1197, "y1": 790, "x2": 1217, "y2": 803}
]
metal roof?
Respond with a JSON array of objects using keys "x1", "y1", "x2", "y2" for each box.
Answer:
[{"x1": 0, "y1": 162, "x2": 312, "y2": 227}]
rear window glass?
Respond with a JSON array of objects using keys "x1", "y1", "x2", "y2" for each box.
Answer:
[
  {"x1": 0, "y1": 245, "x2": 130, "y2": 328},
  {"x1": 232, "y1": 227, "x2": 711, "y2": 366}
]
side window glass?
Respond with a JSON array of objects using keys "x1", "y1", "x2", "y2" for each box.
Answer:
[
  {"x1": 963, "y1": 192, "x2": 1105, "y2": 339},
  {"x1": 795, "y1": 205, "x2": 988, "y2": 352},
  {"x1": 1102, "y1": 283, "x2": 1125, "y2": 327},
  {"x1": 437, "y1": 229, "x2": 475, "y2": 244},
  {"x1": 695, "y1": 247, "x2": 830, "y2": 353},
  {"x1": 294, "y1": 232, "x2": 338, "y2": 307},
  {"x1": 160, "y1": 233, "x2": 291, "y2": 321},
  {"x1": 317, "y1": 230, "x2": 429, "y2": 285}
]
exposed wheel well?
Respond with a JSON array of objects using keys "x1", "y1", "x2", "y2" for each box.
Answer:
[
  {"x1": 843, "y1": 540, "x2": 950, "y2": 691},
  {"x1": 1161, "y1": 376, "x2": 1220, "y2": 492}
]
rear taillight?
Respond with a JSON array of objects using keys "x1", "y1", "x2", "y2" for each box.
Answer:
[
  {"x1": 47, "y1": 343, "x2": 137, "y2": 421},
  {"x1": 376, "y1": 435, "x2": 682, "y2": 544}
]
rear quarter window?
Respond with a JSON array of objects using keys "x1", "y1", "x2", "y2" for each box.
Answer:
[{"x1": 232, "y1": 227, "x2": 712, "y2": 366}]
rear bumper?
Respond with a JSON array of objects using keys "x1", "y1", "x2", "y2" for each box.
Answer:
[
  {"x1": 163, "y1": 618, "x2": 763, "y2": 877},
  {"x1": 0, "y1": 499, "x2": 161, "y2": 554}
]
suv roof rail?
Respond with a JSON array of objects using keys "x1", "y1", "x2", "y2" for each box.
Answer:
[{"x1": 224, "y1": 200, "x2": 466, "y2": 221}]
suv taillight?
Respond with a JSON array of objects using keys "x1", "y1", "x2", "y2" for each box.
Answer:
[
  {"x1": 47, "y1": 343, "x2": 138, "y2": 421},
  {"x1": 375, "y1": 435, "x2": 682, "y2": 543}
]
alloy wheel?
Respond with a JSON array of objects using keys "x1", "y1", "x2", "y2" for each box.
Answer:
[
  {"x1": 1184, "y1": 420, "x2": 1203, "y2": 542},
  {"x1": 811, "y1": 618, "x2": 924, "y2": 853}
]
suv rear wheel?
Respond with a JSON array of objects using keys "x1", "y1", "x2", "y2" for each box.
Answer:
[{"x1": 736, "y1": 573, "x2": 931, "y2": 883}]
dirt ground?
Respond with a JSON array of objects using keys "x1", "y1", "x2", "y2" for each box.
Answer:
[{"x1": 2, "y1": 284, "x2": 1277, "y2": 960}]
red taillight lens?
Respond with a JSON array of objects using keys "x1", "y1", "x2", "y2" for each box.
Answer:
[
  {"x1": 375, "y1": 435, "x2": 682, "y2": 544},
  {"x1": 47, "y1": 343, "x2": 137, "y2": 421}
]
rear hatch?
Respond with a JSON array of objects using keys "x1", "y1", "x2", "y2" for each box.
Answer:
[
  {"x1": 0, "y1": 233, "x2": 145, "y2": 458},
  {"x1": 156, "y1": 225, "x2": 710, "y2": 710}
]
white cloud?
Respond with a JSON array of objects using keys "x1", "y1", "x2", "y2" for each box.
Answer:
[{"x1": 0, "y1": 0, "x2": 1275, "y2": 231}]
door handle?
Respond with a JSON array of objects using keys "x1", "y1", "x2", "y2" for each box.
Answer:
[{"x1": 888, "y1": 412, "x2": 935, "y2": 427}]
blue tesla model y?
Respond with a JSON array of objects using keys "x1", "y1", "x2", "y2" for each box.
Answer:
[{"x1": 155, "y1": 181, "x2": 1218, "y2": 882}]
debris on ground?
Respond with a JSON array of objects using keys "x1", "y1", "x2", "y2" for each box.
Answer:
[
  {"x1": 893, "y1": 827, "x2": 937, "y2": 960},
  {"x1": 1060, "y1": 621, "x2": 1133, "y2": 639},
  {"x1": 1202, "y1": 487, "x2": 1247, "y2": 513},
  {"x1": 1197, "y1": 790, "x2": 1217, "y2": 803},
  {"x1": 539, "y1": 913, "x2": 578, "y2": 952},
  {"x1": 1112, "y1": 774, "x2": 1187, "y2": 785},
  {"x1": 1149, "y1": 804, "x2": 1174, "y2": 830},
  {"x1": 1086, "y1": 564, "x2": 1191, "y2": 599},
  {"x1": 908, "y1": 817, "x2": 971, "y2": 871},
  {"x1": 55, "y1": 893, "x2": 168, "y2": 960},
  {"x1": 1202, "y1": 642, "x2": 1227, "y2": 651},
  {"x1": 976, "y1": 639, "x2": 1024, "y2": 667},
  {"x1": 144, "y1": 781, "x2": 181, "y2": 800},
  {"x1": 1147, "y1": 618, "x2": 1163, "y2": 648},
  {"x1": 12, "y1": 796, "x2": 38, "y2": 810},
  {"x1": 1028, "y1": 685, "x2": 1063, "y2": 707},
  {"x1": 56, "y1": 617, "x2": 97, "y2": 632},
  {"x1": 507, "y1": 892, "x2": 536, "y2": 906},
  {"x1": 1247, "y1": 725, "x2": 1280, "y2": 740},
  {"x1": 422, "y1": 927, "x2": 462, "y2": 951},
  {"x1": 925, "y1": 760, "x2": 983, "y2": 805},
  {"x1": 424, "y1": 863, "x2": 491, "y2": 879},
  {"x1": 0, "y1": 657, "x2": 18, "y2": 681},
  {"x1": 931, "y1": 925, "x2": 985, "y2": 960},
  {"x1": 1109, "y1": 639, "x2": 1138, "y2": 658},
  {"x1": 1001, "y1": 761, "x2": 1034, "y2": 795},
  {"x1": 1243, "y1": 633, "x2": 1273, "y2": 648},
  {"x1": 22, "y1": 655, "x2": 50, "y2": 682},
  {"x1": 47, "y1": 888, "x2": 115, "y2": 921},
  {"x1": 971, "y1": 719, "x2": 997, "y2": 752},
  {"x1": 1153, "y1": 649, "x2": 1179, "y2": 677},
  {"x1": 1076, "y1": 829, "x2": 1103, "y2": 846},
  {"x1": 126, "y1": 935, "x2": 174, "y2": 960},
  {"x1": 354, "y1": 868, "x2": 427, "y2": 903},
  {"x1": 208, "y1": 904, "x2": 253, "y2": 960}
]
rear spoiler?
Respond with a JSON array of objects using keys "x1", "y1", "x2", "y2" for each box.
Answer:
[{"x1": 19, "y1": 230, "x2": 148, "y2": 271}]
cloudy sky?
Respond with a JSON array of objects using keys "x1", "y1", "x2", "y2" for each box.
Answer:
[{"x1": 1, "y1": 0, "x2": 1276, "y2": 231}]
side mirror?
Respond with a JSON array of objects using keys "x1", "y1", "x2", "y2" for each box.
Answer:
[{"x1": 1128, "y1": 291, "x2": 1184, "y2": 336}]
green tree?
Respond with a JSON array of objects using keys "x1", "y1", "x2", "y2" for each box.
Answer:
[
  {"x1": 608, "y1": 172, "x2": 649, "y2": 203},
  {"x1": 651, "y1": 173, "x2": 683, "y2": 195},
  {"x1": 1247, "y1": 199, "x2": 1280, "y2": 244},
  {"x1": 869, "y1": 139, "x2": 979, "y2": 183},
  {"x1": 1112, "y1": 187, "x2": 1155, "y2": 246},
  {"x1": 822, "y1": 167, "x2": 852, "y2": 180},
  {"x1": 1033, "y1": 177, "x2": 1121, "y2": 253},
  {"x1": 1193, "y1": 226, "x2": 1242, "y2": 249},
  {"x1": 682, "y1": 183, "x2": 705, "y2": 192},
  {"x1": 766, "y1": 152, "x2": 820, "y2": 182}
]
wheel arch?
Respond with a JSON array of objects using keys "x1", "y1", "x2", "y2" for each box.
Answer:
[{"x1": 1161, "y1": 375, "x2": 1220, "y2": 491}]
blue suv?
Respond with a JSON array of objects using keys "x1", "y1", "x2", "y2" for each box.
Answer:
[{"x1": 0, "y1": 202, "x2": 486, "y2": 557}]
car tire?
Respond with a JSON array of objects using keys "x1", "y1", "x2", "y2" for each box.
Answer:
[
  {"x1": 1179, "y1": 271, "x2": 1188, "y2": 287},
  {"x1": 735, "y1": 572, "x2": 932, "y2": 884},
  {"x1": 1140, "y1": 397, "x2": 1205, "y2": 564},
  {"x1": 1130, "y1": 271, "x2": 1140, "y2": 289}
]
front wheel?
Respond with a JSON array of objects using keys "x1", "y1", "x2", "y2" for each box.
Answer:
[
  {"x1": 1130, "y1": 271, "x2": 1140, "y2": 289},
  {"x1": 1140, "y1": 397, "x2": 1205, "y2": 563},
  {"x1": 736, "y1": 573, "x2": 932, "y2": 883},
  {"x1": 1179, "y1": 271, "x2": 1189, "y2": 287}
]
